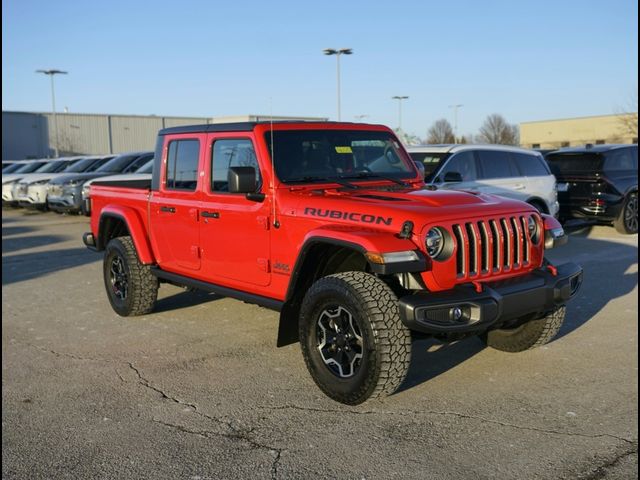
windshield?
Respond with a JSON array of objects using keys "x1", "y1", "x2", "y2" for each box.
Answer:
[
  {"x1": 136, "y1": 159, "x2": 154, "y2": 173},
  {"x1": 15, "y1": 161, "x2": 48, "y2": 173},
  {"x1": 409, "y1": 152, "x2": 450, "y2": 182},
  {"x1": 546, "y1": 152, "x2": 603, "y2": 175},
  {"x1": 3, "y1": 163, "x2": 23, "y2": 173},
  {"x1": 265, "y1": 130, "x2": 415, "y2": 184},
  {"x1": 96, "y1": 154, "x2": 139, "y2": 173},
  {"x1": 36, "y1": 160, "x2": 71, "y2": 173},
  {"x1": 65, "y1": 157, "x2": 107, "y2": 173}
]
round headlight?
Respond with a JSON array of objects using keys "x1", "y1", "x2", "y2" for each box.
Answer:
[
  {"x1": 528, "y1": 215, "x2": 540, "y2": 243},
  {"x1": 425, "y1": 227, "x2": 444, "y2": 258}
]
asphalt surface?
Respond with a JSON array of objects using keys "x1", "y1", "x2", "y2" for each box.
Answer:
[{"x1": 2, "y1": 208, "x2": 638, "y2": 479}]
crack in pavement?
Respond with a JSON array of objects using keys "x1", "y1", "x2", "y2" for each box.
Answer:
[
  {"x1": 578, "y1": 443, "x2": 638, "y2": 480},
  {"x1": 259, "y1": 404, "x2": 636, "y2": 445},
  {"x1": 22, "y1": 343, "x2": 110, "y2": 363},
  {"x1": 129, "y1": 364, "x2": 284, "y2": 479}
]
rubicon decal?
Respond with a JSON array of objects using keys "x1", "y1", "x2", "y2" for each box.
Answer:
[{"x1": 304, "y1": 207, "x2": 393, "y2": 226}]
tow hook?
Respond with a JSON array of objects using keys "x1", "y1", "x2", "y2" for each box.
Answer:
[{"x1": 471, "y1": 281, "x2": 483, "y2": 293}]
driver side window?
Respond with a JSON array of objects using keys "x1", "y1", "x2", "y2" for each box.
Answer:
[
  {"x1": 211, "y1": 139, "x2": 261, "y2": 192},
  {"x1": 438, "y1": 152, "x2": 477, "y2": 182}
]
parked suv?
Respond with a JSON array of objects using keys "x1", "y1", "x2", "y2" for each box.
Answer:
[
  {"x1": 408, "y1": 145, "x2": 559, "y2": 216},
  {"x1": 546, "y1": 144, "x2": 638, "y2": 234}
]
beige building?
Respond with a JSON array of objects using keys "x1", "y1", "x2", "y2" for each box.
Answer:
[{"x1": 520, "y1": 113, "x2": 638, "y2": 149}]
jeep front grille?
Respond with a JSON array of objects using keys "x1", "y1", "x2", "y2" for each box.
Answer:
[{"x1": 452, "y1": 216, "x2": 531, "y2": 278}]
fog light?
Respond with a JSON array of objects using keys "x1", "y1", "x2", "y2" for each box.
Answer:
[{"x1": 450, "y1": 307, "x2": 463, "y2": 321}]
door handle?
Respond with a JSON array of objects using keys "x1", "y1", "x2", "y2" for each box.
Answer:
[
  {"x1": 201, "y1": 211, "x2": 220, "y2": 219},
  {"x1": 514, "y1": 184, "x2": 526, "y2": 191},
  {"x1": 160, "y1": 206, "x2": 176, "y2": 213}
]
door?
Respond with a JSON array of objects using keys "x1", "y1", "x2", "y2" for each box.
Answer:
[
  {"x1": 435, "y1": 151, "x2": 480, "y2": 192},
  {"x1": 475, "y1": 150, "x2": 526, "y2": 201},
  {"x1": 199, "y1": 134, "x2": 271, "y2": 287},
  {"x1": 149, "y1": 136, "x2": 204, "y2": 272}
]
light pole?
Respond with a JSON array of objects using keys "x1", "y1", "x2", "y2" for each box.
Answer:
[
  {"x1": 323, "y1": 48, "x2": 352, "y2": 121},
  {"x1": 36, "y1": 69, "x2": 68, "y2": 157},
  {"x1": 392, "y1": 96, "x2": 409, "y2": 132},
  {"x1": 448, "y1": 104, "x2": 463, "y2": 143}
]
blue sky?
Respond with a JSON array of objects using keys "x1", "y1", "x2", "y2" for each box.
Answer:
[{"x1": 2, "y1": 0, "x2": 637, "y2": 139}]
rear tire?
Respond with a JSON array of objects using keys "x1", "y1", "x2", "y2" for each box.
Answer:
[
  {"x1": 481, "y1": 306, "x2": 566, "y2": 352},
  {"x1": 613, "y1": 192, "x2": 638, "y2": 234},
  {"x1": 103, "y1": 236, "x2": 158, "y2": 316},
  {"x1": 299, "y1": 271, "x2": 411, "y2": 405}
]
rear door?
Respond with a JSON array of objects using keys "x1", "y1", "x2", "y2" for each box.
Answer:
[
  {"x1": 199, "y1": 133, "x2": 271, "y2": 287},
  {"x1": 149, "y1": 135, "x2": 204, "y2": 272},
  {"x1": 476, "y1": 150, "x2": 525, "y2": 200}
]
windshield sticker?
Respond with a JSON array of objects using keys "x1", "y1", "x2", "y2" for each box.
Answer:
[{"x1": 335, "y1": 146, "x2": 353, "y2": 154}]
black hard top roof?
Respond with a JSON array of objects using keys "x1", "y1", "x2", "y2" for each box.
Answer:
[
  {"x1": 158, "y1": 121, "x2": 380, "y2": 136},
  {"x1": 548, "y1": 144, "x2": 636, "y2": 155}
]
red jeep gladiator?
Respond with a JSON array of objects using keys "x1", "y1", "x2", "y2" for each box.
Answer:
[{"x1": 84, "y1": 122, "x2": 582, "y2": 405}]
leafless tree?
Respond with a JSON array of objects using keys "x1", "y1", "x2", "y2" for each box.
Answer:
[
  {"x1": 476, "y1": 114, "x2": 519, "y2": 145},
  {"x1": 616, "y1": 88, "x2": 638, "y2": 139},
  {"x1": 426, "y1": 119, "x2": 455, "y2": 144}
]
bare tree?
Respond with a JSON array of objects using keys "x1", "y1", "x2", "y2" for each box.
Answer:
[
  {"x1": 426, "y1": 119, "x2": 455, "y2": 144},
  {"x1": 616, "y1": 88, "x2": 638, "y2": 139},
  {"x1": 476, "y1": 114, "x2": 519, "y2": 145}
]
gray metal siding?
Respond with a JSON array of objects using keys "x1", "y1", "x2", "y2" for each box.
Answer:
[
  {"x1": 2, "y1": 112, "x2": 49, "y2": 159},
  {"x1": 109, "y1": 116, "x2": 164, "y2": 153},
  {"x1": 45, "y1": 113, "x2": 111, "y2": 155}
]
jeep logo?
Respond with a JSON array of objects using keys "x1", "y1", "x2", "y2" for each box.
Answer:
[{"x1": 304, "y1": 207, "x2": 392, "y2": 226}]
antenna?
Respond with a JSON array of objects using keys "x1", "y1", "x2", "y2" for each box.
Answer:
[{"x1": 270, "y1": 98, "x2": 280, "y2": 228}]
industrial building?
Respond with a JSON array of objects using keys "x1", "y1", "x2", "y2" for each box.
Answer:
[
  {"x1": 1, "y1": 111, "x2": 328, "y2": 160},
  {"x1": 520, "y1": 113, "x2": 638, "y2": 149}
]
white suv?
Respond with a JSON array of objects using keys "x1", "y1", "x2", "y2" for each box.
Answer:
[{"x1": 408, "y1": 144, "x2": 559, "y2": 216}]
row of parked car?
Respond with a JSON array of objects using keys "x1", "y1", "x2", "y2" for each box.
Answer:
[
  {"x1": 2, "y1": 143, "x2": 637, "y2": 234},
  {"x1": 2, "y1": 151, "x2": 153, "y2": 215},
  {"x1": 407, "y1": 143, "x2": 638, "y2": 234}
]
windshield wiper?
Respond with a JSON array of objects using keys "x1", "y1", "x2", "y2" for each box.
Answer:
[
  {"x1": 285, "y1": 176, "x2": 359, "y2": 189},
  {"x1": 340, "y1": 171, "x2": 409, "y2": 187}
]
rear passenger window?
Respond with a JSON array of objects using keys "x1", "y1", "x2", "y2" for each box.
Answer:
[
  {"x1": 477, "y1": 151, "x2": 516, "y2": 179},
  {"x1": 166, "y1": 140, "x2": 200, "y2": 190},
  {"x1": 605, "y1": 148, "x2": 635, "y2": 171},
  {"x1": 438, "y1": 151, "x2": 477, "y2": 182},
  {"x1": 512, "y1": 153, "x2": 550, "y2": 176},
  {"x1": 211, "y1": 139, "x2": 260, "y2": 192}
]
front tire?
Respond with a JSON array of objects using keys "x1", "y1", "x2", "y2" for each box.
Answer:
[
  {"x1": 613, "y1": 192, "x2": 638, "y2": 234},
  {"x1": 299, "y1": 271, "x2": 411, "y2": 405},
  {"x1": 481, "y1": 306, "x2": 566, "y2": 352},
  {"x1": 103, "y1": 236, "x2": 158, "y2": 316}
]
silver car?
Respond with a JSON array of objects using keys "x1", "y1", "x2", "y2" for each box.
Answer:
[{"x1": 408, "y1": 144, "x2": 559, "y2": 216}]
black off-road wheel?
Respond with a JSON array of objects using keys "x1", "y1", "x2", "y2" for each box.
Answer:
[
  {"x1": 481, "y1": 306, "x2": 566, "y2": 352},
  {"x1": 613, "y1": 192, "x2": 638, "y2": 235},
  {"x1": 299, "y1": 271, "x2": 412, "y2": 405},
  {"x1": 103, "y1": 236, "x2": 158, "y2": 316}
]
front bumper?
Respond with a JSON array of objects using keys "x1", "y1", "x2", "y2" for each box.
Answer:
[
  {"x1": 48, "y1": 185, "x2": 83, "y2": 212},
  {"x1": 399, "y1": 262, "x2": 583, "y2": 334}
]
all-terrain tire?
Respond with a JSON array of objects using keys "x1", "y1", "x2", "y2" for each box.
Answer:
[
  {"x1": 613, "y1": 192, "x2": 638, "y2": 235},
  {"x1": 481, "y1": 306, "x2": 566, "y2": 352},
  {"x1": 103, "y1": 236, "x2": 158, "y2": 316},
  {"x1": 299, "y1": 271, "x2": 411, "y2": 405}
]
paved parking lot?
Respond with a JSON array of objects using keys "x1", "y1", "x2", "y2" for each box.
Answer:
[{"x1": 2, "y1": 208, "x2": 638, "y2": 479}]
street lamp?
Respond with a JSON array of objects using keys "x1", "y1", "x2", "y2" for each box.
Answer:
[
  {"x1": 36, "y1": 69, "x2": 68, "y2": 157},
  {"x1": 323, "y1": 48, "x2": 352, "y2": 121},
  {"x1": 391, "y1": 96, "x2": 409, "y2": 132},
  {"x1": 448, "y1": 104, "x2": 463, "y2": 143}
]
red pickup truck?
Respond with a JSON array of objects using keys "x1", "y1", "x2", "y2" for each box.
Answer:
[{"x1": 85, "y1": 121, "x2": 582, "y2": 404}]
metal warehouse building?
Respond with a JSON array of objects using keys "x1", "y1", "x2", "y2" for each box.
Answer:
[{"x1": 1, "y1": 111, "x2": 327, "y2": 160}]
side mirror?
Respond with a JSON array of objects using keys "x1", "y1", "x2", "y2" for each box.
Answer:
[
  {"x1": 228, "y1": 166, "x2": 256, "y2": 194},
  {"x1": 443, "y1": 171, "x2": 463, "y2": 183},
  {"x1": 413, "y1": 160, "x2": 425, "y2": 178}
]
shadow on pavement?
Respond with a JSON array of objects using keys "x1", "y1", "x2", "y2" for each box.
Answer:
[
  {"x1": 154, "y1": 289, "x2": 223, "y2": 313},
  {"x1": 1, "y1": 225, "x2": 36, "y2": 237},
  {"x1": 2, "y1": 248, "x2": 101, "y2": 286},
  {"x1": 2, "y1": 234, "x2": 70, "y2": 254}
]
